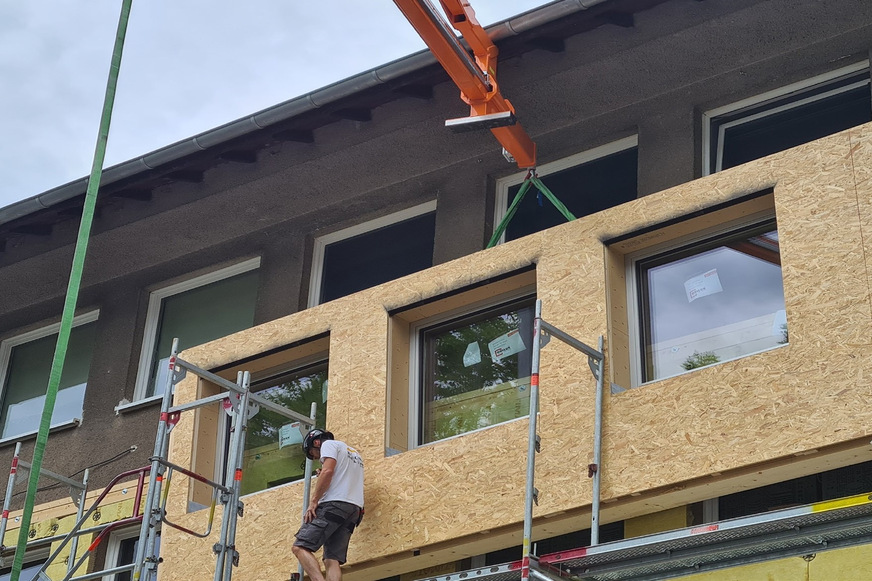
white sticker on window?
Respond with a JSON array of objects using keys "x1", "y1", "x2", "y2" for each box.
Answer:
[
  {"x1": 684, "y1": 269, "x2": 723, "y2": 302},
  {"x1": 489, "y1": 329, "x2": 527, "y2": 362},
  {"x1": 279, "y1": 422, "x2": 304, "y2": 449},
  {"x1": 463, "y1": 342, "x2": 482, "y2": 367}
]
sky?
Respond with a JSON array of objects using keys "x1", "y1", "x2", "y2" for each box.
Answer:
[{"x1": 0, "y1": 0, "x2": 550, "y2": 211}]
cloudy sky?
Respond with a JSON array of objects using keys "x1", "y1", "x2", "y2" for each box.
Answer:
[{"x1": 0, "y1": 0, "x2": 549, "y2": 211}]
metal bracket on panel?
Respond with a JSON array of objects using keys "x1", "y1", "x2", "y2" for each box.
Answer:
[
  {"x1": 539, "y1": 329, "x2": 552, "y2": 349},
  {"x1": 610, "y1": 382, "x2": 628, "y2": 395},
  {"x1": 70, "y1": 487, "x2": 85, "y2": 508},
  {"x1": 232, "y1": 549, "x2": 240, "y2": 567},
  {"x1": 237, "y1": 501, "x2": 245, "y2": 518},
  {"x1": 172, "y1": 365, "x2": 187, "y2": 385},
  {"x1": 533, "y1": 487, "x2": 540, "y2": 506},
  {"x1": 166, "y1": 411, "x2": 181, "y2": 434},
  {"x1": 588, "y1": 463, "x2": 598, "y2": 478},
  {"x1": 535, "y1": 434, "x2": 541, "y2": 453},
  {"x1": 588, "y1": 356, "x2": 599, "y2": 379}
]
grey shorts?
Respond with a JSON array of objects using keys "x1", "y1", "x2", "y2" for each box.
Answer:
[{"x1": 293, "y1": 501, "x2": 361, "y2": 564}]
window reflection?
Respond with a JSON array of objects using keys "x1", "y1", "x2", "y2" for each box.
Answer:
[
  {"x1": 420, "y1": 298, "x2": 534, "y2": 444},
  {"x1": 240, "y1": 362, "x2": 328, "y2": 495},
  {"x1": 638, "y1": 222, "x2": 787, "y2": 382}
]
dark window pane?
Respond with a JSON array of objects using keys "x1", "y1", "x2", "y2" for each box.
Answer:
[
  {"x1": 719, "y1": 460, "x2": 872, "y2": 520},
  {"x1": 114, "y1": 532, "x2": 161, "y2": 581},
  {"x1": 321, "y1": 212, "x2": 436, "y2": 303},
  {"x1": 1, "y1": 320, "x2": 96, "y2": 439},
  {"x1": 420, "y1": 297, "x2": 534, "y2": 444},
  {"x1": 711, "y1": 71, "x2": 871, "y2": 172},
  {"x1": 505, "y1": 147, "x2": 637, "y2": 241},
  {"x1": 149, "y1": 269, "x2": 259, "y2": 397}
]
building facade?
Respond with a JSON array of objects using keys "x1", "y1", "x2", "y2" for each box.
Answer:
[{"x1": 1, "y1": 0, "x2": 871, "y2": 579}]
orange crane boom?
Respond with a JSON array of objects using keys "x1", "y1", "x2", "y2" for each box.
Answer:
[{"x1": 393, "y1": 0, "x2": 537, "y2": 168}]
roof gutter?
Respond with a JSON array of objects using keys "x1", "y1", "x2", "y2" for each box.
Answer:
[{"x1": 0, "y1": 0, "x2": 610, "y2": 227}]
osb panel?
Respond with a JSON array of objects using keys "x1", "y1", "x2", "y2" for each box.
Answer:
[
  {"x1": 158, "y1": 125, "x2": 872, "y2": 581},
  {"x1": 848, "y1": 124, "x2": 872, "y2": 300}
]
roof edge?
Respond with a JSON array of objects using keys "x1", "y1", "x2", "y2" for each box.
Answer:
[{"x1": 0, "y1": 0, "x2": 609, "y2": 227}]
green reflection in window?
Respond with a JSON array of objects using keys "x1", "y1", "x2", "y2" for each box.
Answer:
[
  {"x1": 420, "y1": 298, "x2": 534, "y2": 444},
  {"x1": 241, "y1": 362, "x2": 328, "y2": 495}
]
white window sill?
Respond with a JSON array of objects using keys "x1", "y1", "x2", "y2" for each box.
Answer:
[
  {"x1": 0, "y1": 418, "x2": 81, "y2": 447},
  {"x1": 115, "y1": 395, "x2": 164, "y2": 415}
]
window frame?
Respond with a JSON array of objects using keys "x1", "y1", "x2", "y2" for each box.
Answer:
[
  {"x1": 408, "y1": 285, "x2": 536, "y2": 449},
  {"x1": 307, "y1": 200, "x2": 438, "y2": 308},
  {"x1": 102, "y1": 525, "x2": 160, "y2": 581},
  {"x1": 131, "y1": 258, "x2": 261, "y2": 403},
  {"x1": 493, "y1": 135, "x2": 639, "y2": 245},
  {"x1": 186, "y1": 334, "x2": 330, "y2": 506},
  {"x1": 0, "y1": 310, "x2": 99, "y2": 443},
  {"x1": 0, "y1": 545, "x2": 49, "y2": 580},
  {"x1": 625, "y1": 210, "x2": 785, "y2": 387},
  {"x1": 702, "y1": 60, "x2": 870, "y2": 175}
]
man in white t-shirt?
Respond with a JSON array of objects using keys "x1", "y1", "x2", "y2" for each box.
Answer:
[{"x1": 293, "y1": 429, "x2": 364, "y2": 581}]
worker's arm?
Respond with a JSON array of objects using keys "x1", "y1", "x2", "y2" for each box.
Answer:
[{"x1": 304, "y1": 457, "x2": 337, "y2": 522}]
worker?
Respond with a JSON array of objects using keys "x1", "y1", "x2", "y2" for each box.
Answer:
[{"x1": 292, "y1": 429, "x2": 365, "y2": 581}]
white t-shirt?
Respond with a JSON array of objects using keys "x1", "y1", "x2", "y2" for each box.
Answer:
[{"x1": 318, "y1": 439, "x2": 364, "y2": 508}]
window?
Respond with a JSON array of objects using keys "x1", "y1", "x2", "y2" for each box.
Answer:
[
  {"x1": 389, "y1": 269, "x2": 536, "y2": 451},
  {"x1": 716, "y1": 460, "x2": 872, "y2": 521},
  {"x1": 704, "y1": 62, "x2": 871, "y2": 174},
  {"x1": 104, "y1": 527, "x2": 161, "y2": 581},
  {"x1": 416, "y1": 297, "x2": 535, "y2": 445},
  {"x1": 240, "y1": 358, "x2": 328, "y2": 495},
  {"x1": 495, "y1": 137, "x2": 638, "y2": 243},
  {"x1": 134, "y1": 259, "x2": 259, "y2": 401},
  {"x1": 0, "y1": 312, "x2": 98, "y2": 441},
  {"x1": 631, "y1": 217, "x2": 787, "y2": 384},
  {"x1": 0, "y1": 549, "x2": 48, "y2": 581},
  {"x1": 309, "y1": 201, "x2": 436, "y2": 307}
]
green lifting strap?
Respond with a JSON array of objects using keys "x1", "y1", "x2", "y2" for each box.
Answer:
[
  {"x1": 486, "y1": 174, "x2": 576, "y2": 249},
  {"x1": 9, "y1": 2, "x2": 133, "y2": 580}
]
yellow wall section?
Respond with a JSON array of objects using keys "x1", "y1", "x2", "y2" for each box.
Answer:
[
  {"x1": 624, "y1": 506, "x2": 689, "y2": 538},
  {"x1": 683, "y1": 544, "x2": 872, "y2": 580},
  {"x1": 1, "y1": 495, "x2": 141, "y2": 577}
]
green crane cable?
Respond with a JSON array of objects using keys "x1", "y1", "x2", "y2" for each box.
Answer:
[
  {"x1": 9, "y1": 2, "x2": 133, "y2": 579},
  {"x1": 486, "y1": 174, "x2": 576, "y2": 249}
]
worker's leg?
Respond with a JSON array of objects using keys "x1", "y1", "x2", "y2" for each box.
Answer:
[
  {"x1": 324, "y1": 558, "x2": 343, "y2": 581},
  {"x1": 292, "y1": 545, "x2": 326, "y2": 581}
]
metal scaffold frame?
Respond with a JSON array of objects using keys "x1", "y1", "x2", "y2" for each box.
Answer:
[
  {"x1": 0, "y1": 338, "x2": 315, "y2": 581},
  {"x1": 521, "y1": 300, "x2": 605, "y2": 581},
  {"x1": 415, "y1": 302, "x2": 872, "y2": 581}
]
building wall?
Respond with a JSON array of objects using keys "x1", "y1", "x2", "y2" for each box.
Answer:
[
  {"x1": 0, "y1": 1, "x2": 871, "y2": 578},
  {"x1": 152, "y1": 122, "x2": 872, "y2": 581},
  {"x1": 1, "y1": 0, "x2": 869, "y2": 500}
]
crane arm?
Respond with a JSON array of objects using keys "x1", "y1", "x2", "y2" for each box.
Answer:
[{"x1": 393, "y1": 0, "x2": 537, "y2": 168}]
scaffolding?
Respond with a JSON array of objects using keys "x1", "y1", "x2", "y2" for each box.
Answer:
[
  {"x1": 415, "y1": 299, "x2": 872, "y2": 580},
  {"x1": 520, "y1": 300, "x2": 605, "y2": 581},
  {"x1": 0, "y1": 338, "x2": 315, "y2": 581}
]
